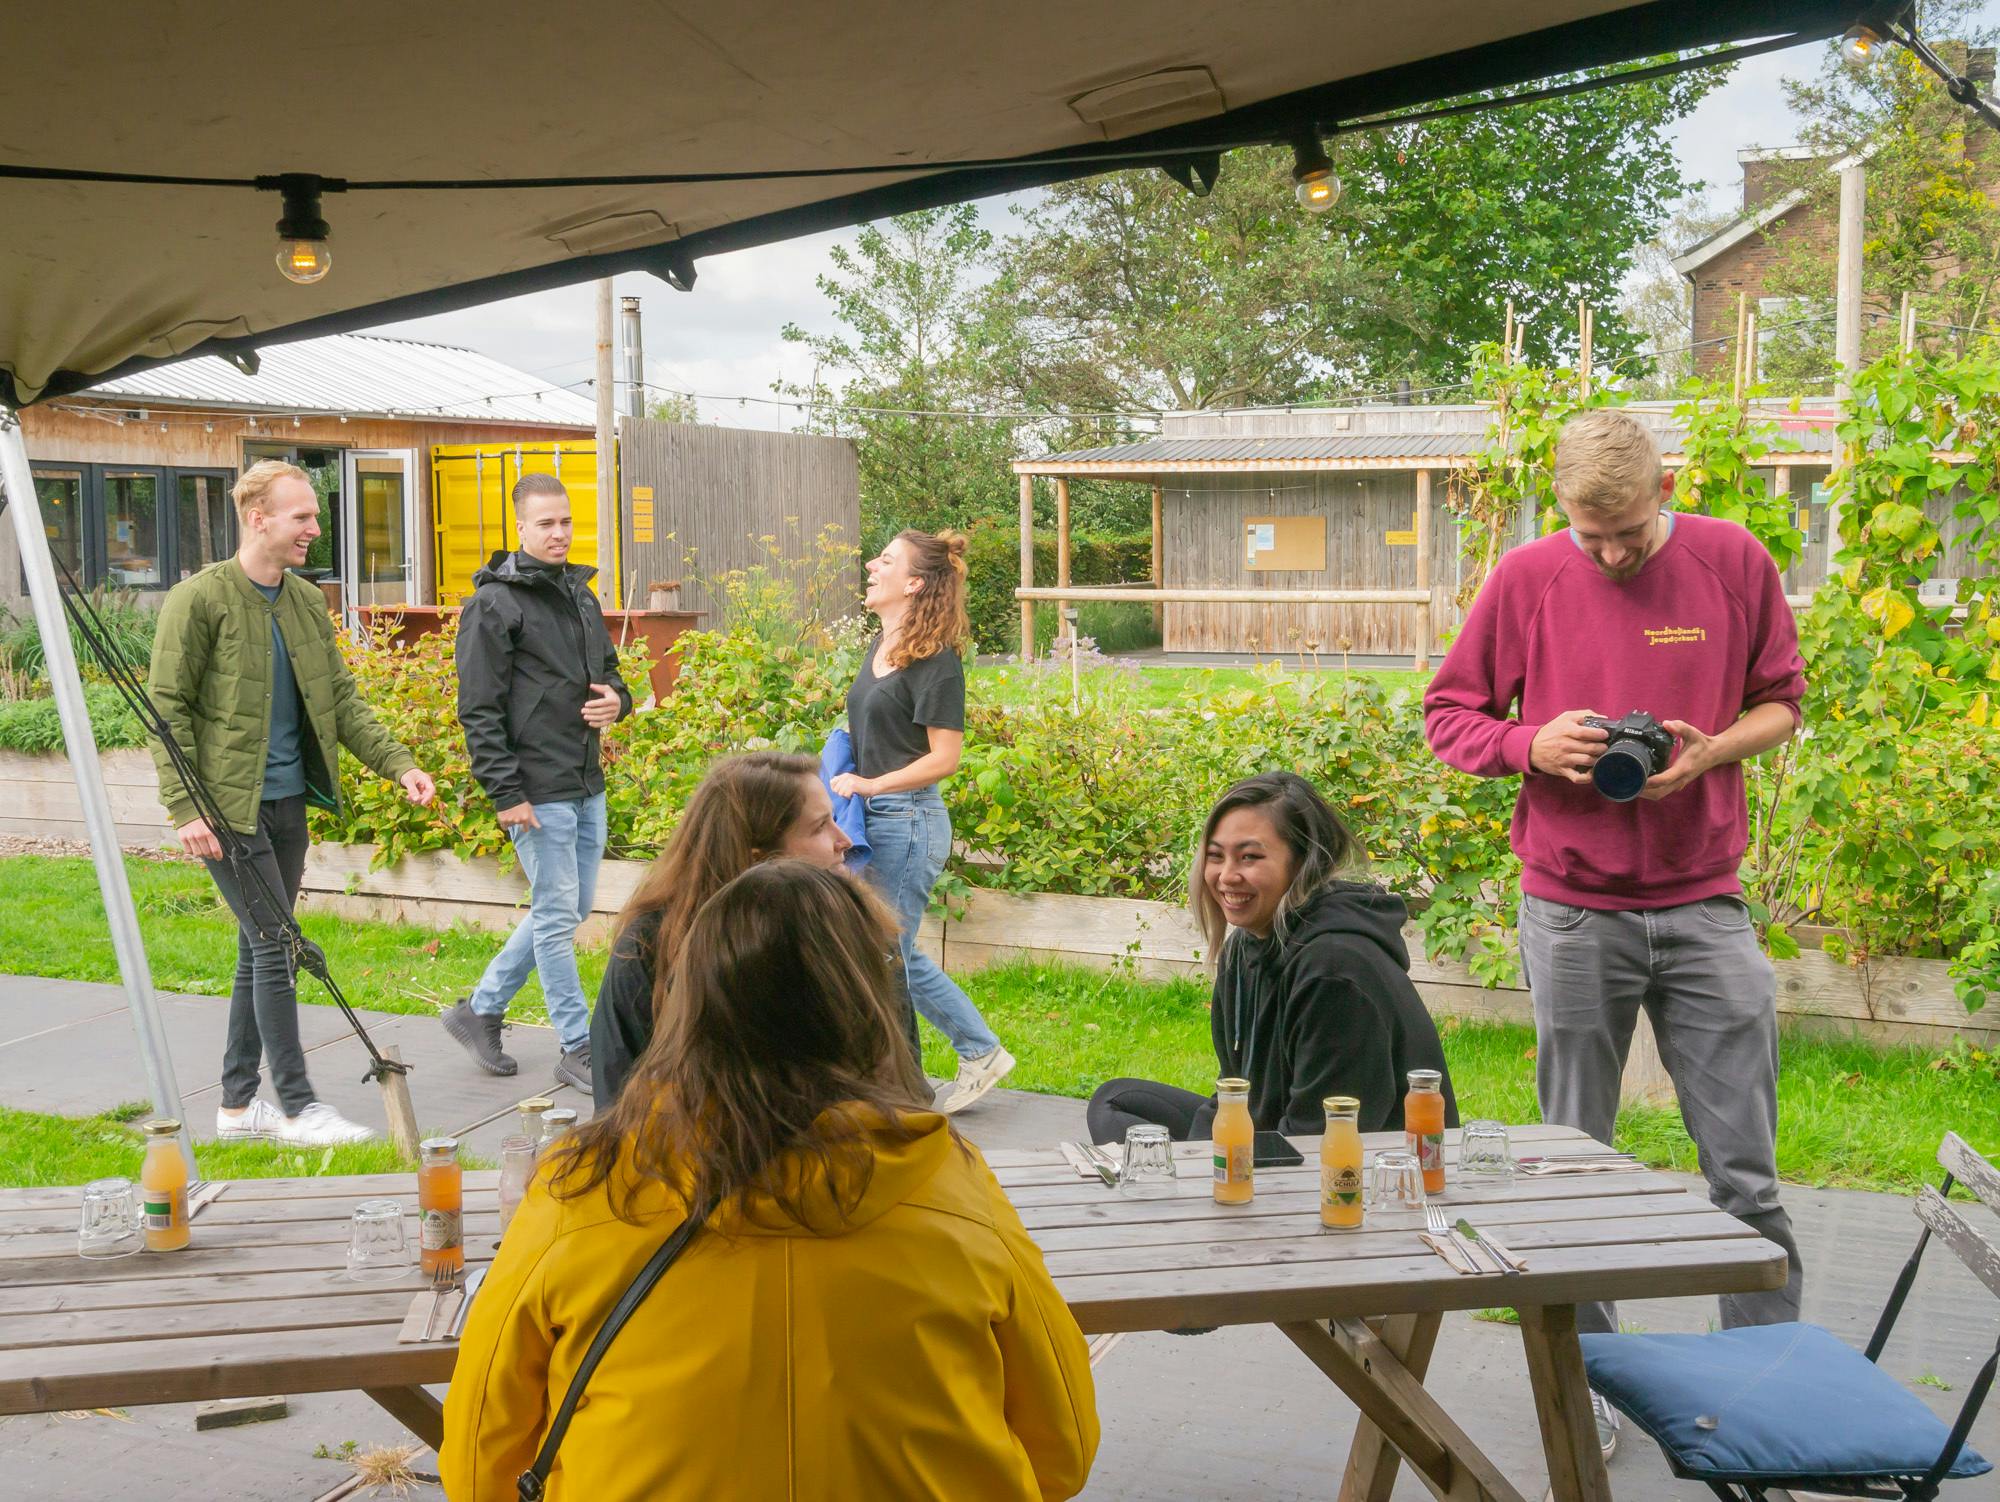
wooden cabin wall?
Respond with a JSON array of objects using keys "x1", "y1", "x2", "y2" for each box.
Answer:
[{"x1": 1161, "y1": 472, "x2": 1462, "y2": 657}]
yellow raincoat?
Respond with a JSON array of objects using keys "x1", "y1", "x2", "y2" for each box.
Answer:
[{"x1": 441, "y1": 1107, "x2": 1097, "y2": 1501}]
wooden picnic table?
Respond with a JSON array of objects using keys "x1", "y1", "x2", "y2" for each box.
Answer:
[{"x1": 0, "y1": 1123, "x2": 1785, "y2": 1501}]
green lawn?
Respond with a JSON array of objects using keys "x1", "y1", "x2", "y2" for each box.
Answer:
[
  {"x1": 967, "y1": 661, "x2": 1424, "y2": 711},
  {"x1": 0, "y1": 1101, "x2": 483, "y2": 1189},
  {"x1": 4, "y1": 853, "x2": 1992, "y2": 1195}
]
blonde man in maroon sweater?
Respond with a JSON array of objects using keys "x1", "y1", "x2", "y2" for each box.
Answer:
[{"x1": 1424, "y1": 409, "x2": 1805, "y2": 1462}]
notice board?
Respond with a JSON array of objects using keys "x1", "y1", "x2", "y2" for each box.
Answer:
[{"x1": 1243, "y1": 514, "x2": 1326, "y2": 571}]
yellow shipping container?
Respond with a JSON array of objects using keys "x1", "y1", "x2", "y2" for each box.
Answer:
[{"x1": 431, "y1": 441, "x2": 620, "y2": 606}]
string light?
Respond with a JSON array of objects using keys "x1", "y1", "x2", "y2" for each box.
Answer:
[
  {"x1": 270, "y1": 174, "x2": 337, "y2": 285},
  {"x1": 1841, "y1": 24, "x2": 1882, "y2": 67},
  {"x1": 1289, "y1": 131, "x2": 1339, "y2": 213}
]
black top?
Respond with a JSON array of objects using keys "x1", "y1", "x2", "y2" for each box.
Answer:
[
  {"x1": 590, "y1": 908, "x2": 663, "y2": 1110},
  {"x1": 844, "y1": 640, "x2": 965, "y2": 780},
  {"x1": 455, "y1": 550, "x2": 633, "y2": 809},
  {"x1": 1194, "y1": 882, "x2": 1459, "y2": 1139}
]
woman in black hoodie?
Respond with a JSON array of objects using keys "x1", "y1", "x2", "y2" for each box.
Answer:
[{"x1": 1088, "y1": 771, "x2": 1457, "y2": 1144}]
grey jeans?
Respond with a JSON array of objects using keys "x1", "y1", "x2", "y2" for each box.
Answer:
[{"x1": 1517, "y1": 892, "x2": 1804, "y2": 1335}]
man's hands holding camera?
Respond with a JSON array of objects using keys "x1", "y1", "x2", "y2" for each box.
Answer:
[{"x1": 1531, "y1": 708, "x2": 1708, "y2": 801}]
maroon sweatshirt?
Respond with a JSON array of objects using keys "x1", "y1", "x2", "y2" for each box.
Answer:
[{"x1": 1423, "y1": 513, "x2": 1804, "y2": 910}]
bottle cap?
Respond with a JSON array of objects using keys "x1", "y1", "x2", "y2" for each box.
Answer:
[
  {"x1": 1407, "y1": 1069, "x2": 1443, "y2": 1090},
  {"x1": 1323, "y1": 1095, "x2": 1361, "y2": 1114},
  {"x1": 140, "y1": 1118, "x2": 182, "y2": 1136},
  {"x1": 1216, "y1": 1076, "x2": 1250, "y2": 1093}
]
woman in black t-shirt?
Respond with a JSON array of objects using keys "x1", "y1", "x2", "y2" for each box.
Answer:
[{"x1": 830, "y1": 530, "x2": 1014, "y2": 1115}]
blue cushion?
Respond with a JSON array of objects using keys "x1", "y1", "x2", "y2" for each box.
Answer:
[{"x1": 1580, "y1": 1324, "x2": 1991, "y2": 1483}]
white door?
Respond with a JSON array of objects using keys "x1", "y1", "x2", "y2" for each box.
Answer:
[{"x1": 341, "y1": 449, "x2": 418, "y2": 623}]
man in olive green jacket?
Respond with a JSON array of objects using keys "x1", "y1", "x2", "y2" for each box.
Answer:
[{"x1": 149, "y1": 460, "x2": 435, "y2": 1148}]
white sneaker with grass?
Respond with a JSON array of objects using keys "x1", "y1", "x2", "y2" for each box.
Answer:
[
  {"x1": 215, "y1": 1098, "x2": 285, "y2": 1142},
  {"x1": 273, "y1": 1102, "x2": 376, "y2": 1147},
  {"x1": 940, "y1": 1046, "x2": 1016, "y2": 1116},
  {"x1": 1592, "y1": 1389, "x2": 1620, "y2": 1462}
]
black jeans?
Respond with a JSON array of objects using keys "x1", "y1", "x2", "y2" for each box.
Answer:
[
  {"x1": 203, "y1": 795, "x2": 314, "y2": 1116},
  {"x1": 1086, "y1": 1077, "x2": 1209, "y2": 1147}
]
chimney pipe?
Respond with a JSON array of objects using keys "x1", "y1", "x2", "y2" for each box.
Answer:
[{"x1": 619, "y1": 295, "x2": 644, "y2": 421}]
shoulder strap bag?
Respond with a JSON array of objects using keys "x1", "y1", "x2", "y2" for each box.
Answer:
[{"x1": 515, "y1": 1199, "x2": 713, "y2": 1501}]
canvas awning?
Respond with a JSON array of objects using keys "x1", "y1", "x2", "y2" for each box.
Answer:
[{"x1": 2, "y1": 0, "x2": 1874, "y2": 408}]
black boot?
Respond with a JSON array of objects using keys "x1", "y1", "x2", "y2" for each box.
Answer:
[{"x1": 442, "y1": 998, "x2": 518, "y2": 1076}]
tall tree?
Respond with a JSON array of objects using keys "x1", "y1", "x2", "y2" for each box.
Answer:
[
  {"x1": 778, "y1": 206, "x2": 1020, "y2": 545},
  {"x1": 986, "y1": 151, "x2": 1394, "y2": 412},
  {"x1": 1337, "y1": 59, "x2": 1728, "y2": 388},
  {"x1": 1759, "y1": 5, "x2": 2000, "y2": 389}
]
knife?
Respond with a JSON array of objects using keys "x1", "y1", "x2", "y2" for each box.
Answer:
[
  {"x1": 447, "y1": 1266, "x2": 488, "y2": 1339},
  {"x1": 1455, "y1": 1218, "x2": 1523, "y2": 1273}
]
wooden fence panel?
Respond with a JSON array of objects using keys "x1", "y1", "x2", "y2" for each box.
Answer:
[{"x1": 617, "y1": 418, "x2": 861, "y2": 618}]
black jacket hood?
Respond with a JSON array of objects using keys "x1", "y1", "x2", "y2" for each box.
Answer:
[{"x1": 472, "y1": 548, "x2": 599, "y2": 591}]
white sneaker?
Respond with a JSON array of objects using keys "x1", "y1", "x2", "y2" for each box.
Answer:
[
  {"x1": 274, "y1": 1102, "x2": 377, "y2": 1147},
  {"x1": 1591, "y1": 1389, "x2": 1620, "y2": 1462},
  {"x1": 939, "y1": 1046, "x2": 1016, "y2": 1116},
  {"x1": 215, "y1": 1098, "x2": 285, "y2": 1141}
]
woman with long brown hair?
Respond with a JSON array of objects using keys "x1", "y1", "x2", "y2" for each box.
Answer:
[
  {"x1": 442, "y1": 860, "x2": 1098, "y2": 1501},
  {"x1": 589, "y1": 751, "x2": 851, "y2": 1108},
  {"x1": 828, "y1": 529, "x2": 1014, "y2": 1114}
]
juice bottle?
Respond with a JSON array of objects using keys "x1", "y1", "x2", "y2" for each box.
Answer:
[
  {"x1": 1212, "y1": 1077, "x2": 1254, "y2": 1205},
  {"x1": 1405, "y1": 1069, "x2": 1446, "y2": 1195},
  {"x1": 1320, "y1": 1095, "x2": 1364, "y2": 1229},
  {"x1": 418, "y1": 1137, "x2": 464, "y2": 1282},
  {"x1": 139, "y1": 1118, "x2": 190, "y2": 1252}
]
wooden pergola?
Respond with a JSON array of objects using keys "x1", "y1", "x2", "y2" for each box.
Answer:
[{"x1": 1012, "y1": 420, "x2": 1845, "y2": 670}]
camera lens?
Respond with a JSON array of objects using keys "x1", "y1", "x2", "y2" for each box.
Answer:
[{"x1": 1592, "y1": 743, "x2": 1650, "y2": 802}]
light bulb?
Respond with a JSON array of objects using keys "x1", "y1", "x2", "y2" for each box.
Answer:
[
  {"x1": 1295, "y1": 170, "x2": 1341, "y2": 212},
  {"x1": 1841, "y1": 25, "x2": 1881, "y2": 67},
  {"x1": 277, "y1": 238, "x2": 332, "y2": 284}
]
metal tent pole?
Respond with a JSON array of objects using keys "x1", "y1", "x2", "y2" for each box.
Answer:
[{"x1": 0, "y1": 406, "x2": 195, "y2": 1174}]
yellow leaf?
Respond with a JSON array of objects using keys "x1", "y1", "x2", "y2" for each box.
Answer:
[
  {"x1": 1860, "y1": 584, "x2": 1916, "y2": 639},
  {"x1": 1970, "y1": 693, "x2": 1992, "y2": 728}
]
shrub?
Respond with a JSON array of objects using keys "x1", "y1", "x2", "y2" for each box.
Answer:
[
  {"x1": 0, "y1": 685, "x2": 146, "y2": 753},
  {"x1": 0, "y1": 588, "x2": 160, "y2": 683}
]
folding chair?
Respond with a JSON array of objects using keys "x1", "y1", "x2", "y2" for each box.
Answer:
[{"x1": 1578, "y1": 1131, "x2": 1997, "y2": 1502}]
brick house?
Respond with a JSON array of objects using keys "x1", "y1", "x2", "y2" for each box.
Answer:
[{"x1": 1675, "y1": 49, "x2": 1996, "y2": 382}]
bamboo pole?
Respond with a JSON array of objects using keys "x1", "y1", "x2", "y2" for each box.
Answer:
[
  {"x1": 1413, "y1": 469, "x2": 1433, "y2": 673},
  {"x1": 1018, "y1": 474, "x2": 1035, "y2": 660},
  {"x1": 1578, "y1": 300, "x2": 1593, "y2": 399},
  {"x1": 1733, "y1": 292, "x2": 1750, "y2": 399},
  {"x1": 1744, "y1": 308, "x2": 1759, "y2": 390}
]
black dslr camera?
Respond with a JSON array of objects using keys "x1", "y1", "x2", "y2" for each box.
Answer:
[{"x1": 1580, "y1": 711, "x2": 1675, "y2": 802}]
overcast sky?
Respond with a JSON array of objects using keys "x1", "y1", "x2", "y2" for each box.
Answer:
[{"x1": 371, "y1": 24, "x2": 1987, "y2": 430}]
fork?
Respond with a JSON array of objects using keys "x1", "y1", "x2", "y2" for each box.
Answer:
[
  {"x1": 421, "y1": 1260, "x2": 462, "y2": 1339},
  {"x1": 1425, "y1": 1205, "x2": 1487, "y2": 1272}
]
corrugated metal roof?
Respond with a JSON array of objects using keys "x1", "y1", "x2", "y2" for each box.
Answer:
[
  {"x1": 80, "y1": 333, "x2": 599, "y2": 427},
  {"x1": 1025, "y1": 421, "x2": 1838, "y2": 469}
]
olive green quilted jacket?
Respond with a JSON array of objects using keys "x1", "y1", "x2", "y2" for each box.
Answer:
[{"x1": 147, "y1": 561, "x2": 417, "y2": 834}]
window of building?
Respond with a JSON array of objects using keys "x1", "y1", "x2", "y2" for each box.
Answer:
[{"x1": 23, "y1": 462, "x2": 236, "y2": 590}]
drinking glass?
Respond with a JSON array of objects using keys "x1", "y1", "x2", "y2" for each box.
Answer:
[
  {"x1": 1118, "y1": 1125, "x2": 1176, "y2": 1194},
  {"x1": 1459, "y1": 1119, "x2": 1514, "y2": 1178},
  {"x1": 498, "y1": 1134, "x2": 538, "y2": 1236},
  {"x1": 78, "y1": 1177, "x2": 143, "y2": 1259},
  {"x1": 1367, "y1": 1150, "x2": 1427, "y2": 1212},
  {"x1": 346, "y1": 1198, "x2": 413, "y2": 1282}
]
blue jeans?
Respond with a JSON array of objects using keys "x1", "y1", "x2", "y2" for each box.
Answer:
[
  {"x1": 861, "y1": 787, "x2": 1000, "y2": 1062},
  {"x1": 469, "y1": 793, "x2": 606, "y2": 1051}
]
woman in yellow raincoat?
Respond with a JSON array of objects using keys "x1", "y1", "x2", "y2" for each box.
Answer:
[{"x1": 441, "y1": 859, "x2": 1097, "y2": 1501}]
